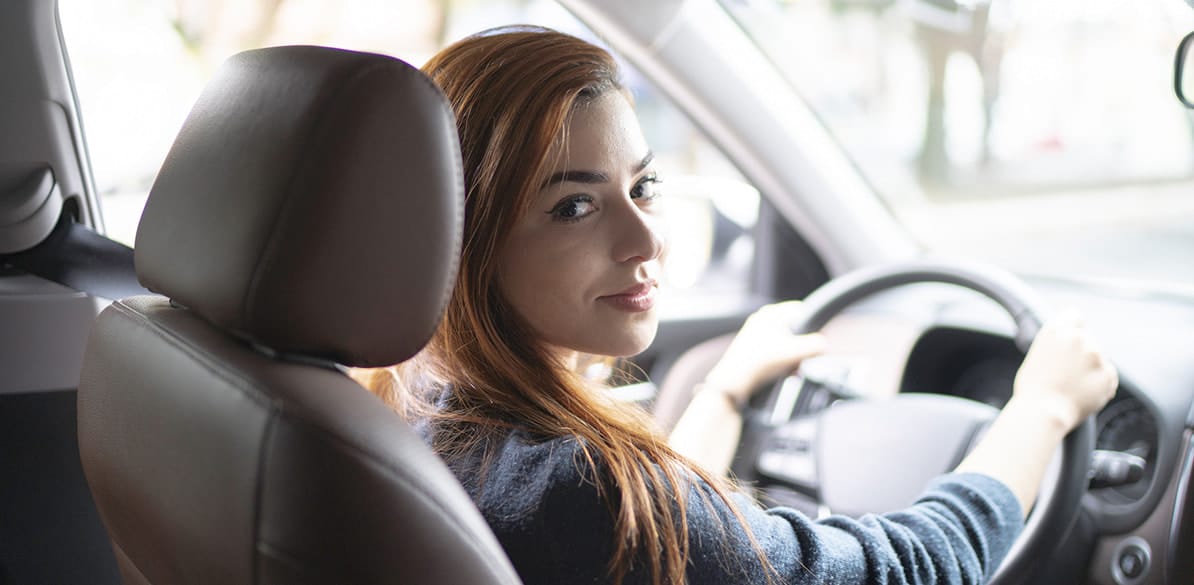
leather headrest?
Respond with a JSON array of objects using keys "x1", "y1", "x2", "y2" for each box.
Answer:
[{"x1": 135, "y1": 46, "x2": 462, "y2": 367}]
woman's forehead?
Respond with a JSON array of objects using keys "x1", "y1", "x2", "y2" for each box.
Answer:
[{"x1": 547, "y1": 92, "x2": 649, "y2": 173}]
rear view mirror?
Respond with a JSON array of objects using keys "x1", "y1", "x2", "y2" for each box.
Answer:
[{"x1": 1175, "y1": 31, "x2": 1194, "y2": 108}]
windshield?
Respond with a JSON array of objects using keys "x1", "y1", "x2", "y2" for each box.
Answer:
[{"x1": 722, "y1": 0, "x2": 1194, "y2": 289}]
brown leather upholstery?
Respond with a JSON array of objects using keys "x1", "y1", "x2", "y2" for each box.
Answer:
[
  {"x1": 135, "y1": 46, "x2": 461, "y2": 368},
  {"x1": 77, "y1": 46, "x2": 522, "y2": 585}
]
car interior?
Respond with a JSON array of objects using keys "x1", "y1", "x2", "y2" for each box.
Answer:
[
  {"x1": 2, "y1": 0, "x2": 1193, "y2": 584},
  {"x1": 76, "y1": 44, "x2": 530, "y2": 584}
]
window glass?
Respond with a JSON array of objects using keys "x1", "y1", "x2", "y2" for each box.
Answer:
[
  {"x1": 58, "y1": 0, "x2": 759, "y2": 297},
  {"x1": 723, "y1": 0, "x2": 1194, "y2": 288}
]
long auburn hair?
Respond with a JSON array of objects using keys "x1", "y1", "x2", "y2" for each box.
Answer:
[{"x1": 361, "y1": 26, "x2": 769, "y2": 585}]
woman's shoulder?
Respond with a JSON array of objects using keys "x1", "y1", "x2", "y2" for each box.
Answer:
[
  {"x1": 453, "y1": 429, "x2": 604, "y2": 515},
  {"x1": 448, "y1": 428, "x2": 617, "y2": 583}
]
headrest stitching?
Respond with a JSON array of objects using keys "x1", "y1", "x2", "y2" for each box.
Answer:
[
  {"x1": 249, "y1": 340, "x2": 347, "y2": 373},
  {"x1": 111, "y1": 299, "x2": 275, "y2": 410}
]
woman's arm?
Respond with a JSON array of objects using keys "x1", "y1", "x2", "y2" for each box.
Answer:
[
  {"x1": 681, "y1": 470, "x2": 1023, "y2": 584},
  {"x1": 668, "y1": 301, "x2": 825, "y2": 475},
  {"x1": 666, "y1": 377, "x2": 750, "y2": 476},
  {"x1": 954, "y1": 309, "x2": 1117, "y2": 516},
  {"x1": 669, "y1": 302, "x2": 1117, "y2": 516}
]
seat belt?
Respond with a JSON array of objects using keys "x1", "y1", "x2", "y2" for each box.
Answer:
[{"x1": 4, "y1": 213, "x2": 151, "y2": 300}]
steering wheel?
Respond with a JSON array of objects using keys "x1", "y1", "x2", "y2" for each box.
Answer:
[{"x1": 732, "y1": 260, "x2": 1095, "y2": 584}]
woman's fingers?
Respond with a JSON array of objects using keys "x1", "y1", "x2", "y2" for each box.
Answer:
[
  {"x1": 1013, "y1": 308, "x2": 1118, "y2": 430},
  {"x1": 706, "y1": 301, "x2": 827, "y2": 399},
  {"x1": 781, "y1": 332, "x2": 829, "y2": 363}
]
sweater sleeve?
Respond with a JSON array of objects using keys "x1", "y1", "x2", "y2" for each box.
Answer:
[
  {"x1": 461, "y1": 433, "x2": 1023, "y2": 585},
  {"x1": 690, "y1": 472, "x2": 1024, "y2": 585}
]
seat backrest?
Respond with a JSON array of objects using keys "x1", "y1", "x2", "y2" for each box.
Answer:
[{"x1": 76, "y1": 45, "x2": 522, "y2": 585}]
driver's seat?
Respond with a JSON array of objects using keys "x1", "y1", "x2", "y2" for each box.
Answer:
[{"x1": 76, "y1": 46, "x2": 522, "y2": 585}]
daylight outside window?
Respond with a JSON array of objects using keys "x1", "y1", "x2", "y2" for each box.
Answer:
[
  {"x1": 59, "y1": 0, "x2": 759, "y2": 298},
  {"x1": 723, "y1": 0, "x2": 1194, "y2": 289}
]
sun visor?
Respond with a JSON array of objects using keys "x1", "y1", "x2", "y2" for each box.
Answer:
[{"x1": 0, "y1": 166, "x2": 62, "y2": 254}]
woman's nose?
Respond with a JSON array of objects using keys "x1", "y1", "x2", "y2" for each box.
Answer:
[{"x1": 612, "y1": 203, "x2": 665, "y2": 263}]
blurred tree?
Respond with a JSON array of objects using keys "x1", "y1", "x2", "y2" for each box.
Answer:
[
  {"x1": 169, "y1": 0, "x2": 289, "y2": 72},
  {"x1": 165, "y1": 0, "x2": 456, "y2": 72},
  {"x1": 908, "y1": 0, "x2": 1003, "y2": 189}
]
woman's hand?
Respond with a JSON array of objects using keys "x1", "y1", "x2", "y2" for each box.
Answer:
[
  {"x1": 955, "y1": 308, "x2": 1118, "y2": 516},
  {"x1": 702, "y1": 300, "x2": 828, "y2": 407},
  {"x1": 1010, "y1": 309, "x2": 1119, "y2": 432},
  {"x1": 670, "y1": 300, "x2": 826, "y2": 474}
]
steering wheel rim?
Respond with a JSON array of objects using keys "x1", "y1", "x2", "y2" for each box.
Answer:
[{"x1": 744, "y1": 259, "x2": 1095, "y2": 585}]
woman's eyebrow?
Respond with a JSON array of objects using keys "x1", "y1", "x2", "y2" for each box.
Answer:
[
  {"x1": 637, "y1": 151, "x2": 655, "y2": 173},
  {"x1": 543, "y1": 169, "x2": 608, "y2": 187},
  {"x1": 541, "y1": 151, "x2": 656, "y2": 189}
]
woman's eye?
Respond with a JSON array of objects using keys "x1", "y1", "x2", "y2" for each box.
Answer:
[
  {"x1": 548, "y1": 195, "x2": 596, "y2": 223},
  {"x1": 631, "y1": 174, "x2": 662, "y2": 201}
]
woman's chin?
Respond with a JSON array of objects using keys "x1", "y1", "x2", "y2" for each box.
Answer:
[
  {"x1": 604, "y1": 325, "x2": 660, "y2": 358},
  {"x1": 562, "y1": 322, "x2": 659, "y2": 359}
]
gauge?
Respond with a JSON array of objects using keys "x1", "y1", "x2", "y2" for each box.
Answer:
[
  {"x1": 950, "y1": 358, "x2": 1017, "y2": 409},
  {"x1": 1094, "y1": 397, "x2": 1159, "y2": 503}
]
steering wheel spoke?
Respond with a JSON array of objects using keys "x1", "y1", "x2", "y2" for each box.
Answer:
[
  {"x1": 754, "y1": 370, "x2": 857, "y2": 425},
  {"x1": 756, "y1": 414, "x2": 820, "y2": 492}
]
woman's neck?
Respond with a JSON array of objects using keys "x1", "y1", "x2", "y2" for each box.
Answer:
[{"x1": 545, "y1": 345, "x2": 581, "y2": 370}]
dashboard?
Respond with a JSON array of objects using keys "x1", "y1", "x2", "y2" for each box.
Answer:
[
  {"x1": 794, "y1": 278, "x2": 1194, "y2": 585},
  {"x1": 902, "y1": 326, "x2": 1161, "y2": 510}
]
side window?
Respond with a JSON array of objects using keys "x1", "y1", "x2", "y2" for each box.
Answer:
[
  {"x1": 59, "y1": 0, "x2": 759, "y2": 301},
  {"x1": 637, "y1": 100, "x2": 760, "y2": 298}
]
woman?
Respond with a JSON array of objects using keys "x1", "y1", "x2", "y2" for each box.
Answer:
[{"x1": 360, "y1": 26, "x2": 1118, "y2": 585}]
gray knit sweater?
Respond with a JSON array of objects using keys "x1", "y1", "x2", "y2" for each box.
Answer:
[{"x1": 431, "y1": 427, "x2": 1024, "y2": 584}]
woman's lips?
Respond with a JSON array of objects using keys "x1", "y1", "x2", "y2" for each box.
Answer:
[{"x1": 599, "y1": 281, "x2": 657, "y2": 313}]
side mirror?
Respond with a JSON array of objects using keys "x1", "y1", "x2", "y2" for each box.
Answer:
[{"x1": 1175, "y1": 31, "x2": 1194, "y2": 108}]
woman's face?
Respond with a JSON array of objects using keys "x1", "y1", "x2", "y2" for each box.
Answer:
[{"x1": 497, "y1": 91, "x2": 665, "y2": 359}]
